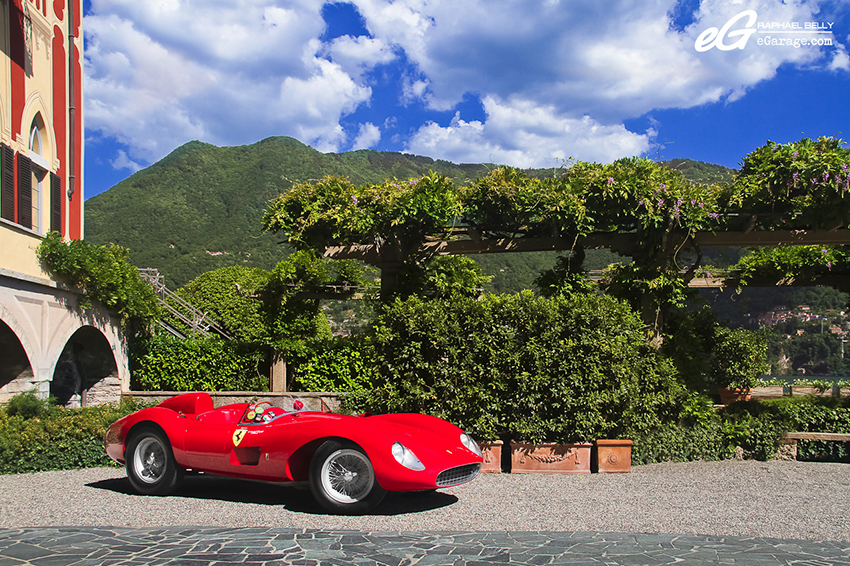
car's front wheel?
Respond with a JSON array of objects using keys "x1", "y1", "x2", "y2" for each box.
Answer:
[
  {"x1": 125, "y1": 428, "x2": 183, "y2": 496},
  {"x1": 309, "y1": 440, "x2": 386, "y2": 514}
]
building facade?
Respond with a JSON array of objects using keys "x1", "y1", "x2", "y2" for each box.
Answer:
[{"x1": 1, "y1": 0, "x2": 128, "y2": 406}]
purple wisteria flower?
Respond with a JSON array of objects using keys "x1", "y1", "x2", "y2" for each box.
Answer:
[
  {"x1": 352, "y1": 196, "x2": 358, "y2": 204},
  {"x1": 793, "y1": 172, "x2": 799, "y2": 181},
  {"x1": 709, "y1": 213, "x2": 720, "y2": 219},
  {"x1": 607, "y1": 177, "x2": 615, "y2": 185},
  {"x1": 659, "y1": 183, "x2": 667, "y2": 190},
  {"x1": 658, "y1": 199, "x2": 664, "y2": 207},
  {"x1": 842, "y1": 164, "x2": 848, "y2": 172},
  {"x1": 792, "y1": 151, "x2": 799, "y2": 157}
]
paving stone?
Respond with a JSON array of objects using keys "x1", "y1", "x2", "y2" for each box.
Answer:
[{"x1": 0, "y1": 528, "x2": 848, "y2": 566}]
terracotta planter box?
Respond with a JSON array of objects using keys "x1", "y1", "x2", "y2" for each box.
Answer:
[
  {"x1": 594, "y1": 439, "x2": 633, "y2": 473},
  {"x1": 479, "y1": 441, "x2": 503, "y2": 473},
  {"x1": 717, "y1": 387, "x2": 751, "y2": 405},
  {"x1": 509, "y1": 442, "x2": 591, "y2": 474}
]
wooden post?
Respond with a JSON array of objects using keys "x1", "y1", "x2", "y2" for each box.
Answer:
[{"x1": 271, "y1": 352, "x2": 287, "y2": 392}]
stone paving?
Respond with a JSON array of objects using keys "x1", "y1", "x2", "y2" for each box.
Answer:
[{"x1": 0, "y1": 527, "x2": 849, "y2": 566}]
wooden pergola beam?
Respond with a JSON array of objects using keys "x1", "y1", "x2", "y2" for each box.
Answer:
[{"x1": 323, "y1": 229, "x2": 850, "y2": 265}]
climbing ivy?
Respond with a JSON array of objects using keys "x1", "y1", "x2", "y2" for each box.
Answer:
[{"x1": 36, "y1": 232, "x2": 160, "y2": 326}]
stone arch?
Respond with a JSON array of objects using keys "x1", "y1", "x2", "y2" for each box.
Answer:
[
  {"x1": 51, "y1": 325, "x2": 121, "y2": 407},
  {"x1": 0, "y1": 319, "x2": 36, "y2": 403}
]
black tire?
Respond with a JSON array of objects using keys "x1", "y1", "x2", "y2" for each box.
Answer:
[
  {"x1": 309, "y1": 440, "x2": 386, "y2": 514},
  {"x1": 125, "y1": 428, "x2": 183, "y2": 496}
]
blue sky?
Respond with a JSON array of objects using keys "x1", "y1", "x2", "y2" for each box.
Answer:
[{"x1": 82, "y1": 0, "x2": 850, "y2": 200}]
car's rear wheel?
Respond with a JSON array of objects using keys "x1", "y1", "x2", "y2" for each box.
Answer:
[
  {"x1": 309, "y1": 440, "x2": 386, "y2": 514},
  {"x1": 125, "y1": 428, "x2": 183, "y2": 496}
]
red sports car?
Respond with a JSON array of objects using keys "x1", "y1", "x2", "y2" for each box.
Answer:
[{"x1": 105, "y1": 392, "x2": 483, "y2": 514}]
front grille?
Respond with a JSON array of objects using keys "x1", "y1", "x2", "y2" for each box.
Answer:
[{"x1": 436, "y1": 463, "x2": 481, "y2": 487}]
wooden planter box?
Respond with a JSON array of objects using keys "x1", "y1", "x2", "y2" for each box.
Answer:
[
  {"x1": 594, "y1": 439, "x2": 633, "y2": 473},
  {"x1": 509, "y1": 442, "x2": 591, "y2": 474},
  {"x1": 479, "y1": 441, "x2": 503, "y2": 473}
]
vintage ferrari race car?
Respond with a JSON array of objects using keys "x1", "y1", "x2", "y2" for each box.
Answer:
[{"x1": 105, "y1": 392, "x2": 482, "y2": 514}]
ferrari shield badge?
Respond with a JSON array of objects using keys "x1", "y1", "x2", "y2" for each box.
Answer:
[{"x1": 233, "y1": 428, "x2": 247, "y2": 447}]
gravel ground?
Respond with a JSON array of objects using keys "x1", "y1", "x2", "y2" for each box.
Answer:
[{"x1": 1, "y1": 460, "x2": 848, "y2": 542}]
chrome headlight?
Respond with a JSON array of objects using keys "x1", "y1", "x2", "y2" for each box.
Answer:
[
  {"x1": 392, "y1": 442, "x2": 425, "y2": 471},
  {"x1": 460, "y1": 433, "x2": 482, "y2": 457}
]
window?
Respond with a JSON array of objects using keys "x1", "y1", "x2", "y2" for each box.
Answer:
[{"x1": 28, "y1": 117, "x2": 49, "y2": 234}]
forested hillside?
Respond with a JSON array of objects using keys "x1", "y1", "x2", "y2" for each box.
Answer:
[
  {"x1": 85, "y1": 137, "x2": 491, "y2": 287},
  {"x1": 85, "y1": 138, "x2": 735, "y2": 290}
]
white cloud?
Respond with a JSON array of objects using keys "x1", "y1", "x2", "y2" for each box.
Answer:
[
  {"x1": 109, "y1": 150, "x2": 143, "y2": 173},
  {"x1": 83, "y1": 0, "x2": 848, "y2": 179},
  {"x1": 84, "y1": 0, "x2": 376, "y2": 164},
  {"x1": 406, "y1": 97, "x2": 651, "y2": 166},
  {"x1": 352, "y1": 123, "x2": 381, "y2": 150}
]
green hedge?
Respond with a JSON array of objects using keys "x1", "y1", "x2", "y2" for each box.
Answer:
[
  {"x1": 344, "y1": 291, "x2": 685, "y2": 443},
  {"x1": 0, "y1": 393, "x2": 143, "y2": 474},
  {"x1": 131, "y1": 334, "x2": 268, "y2": 392},
  {"x1": 633, "y1": 395, "x2": 850, "y2": 464}
]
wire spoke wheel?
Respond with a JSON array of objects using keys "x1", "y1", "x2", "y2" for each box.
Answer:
[
  {"x1": 310, "y1": 440, "x2": 386, "y2": 514},
  {"x1": 322, "y1": 449, "x2": 374, "y2": 503}
]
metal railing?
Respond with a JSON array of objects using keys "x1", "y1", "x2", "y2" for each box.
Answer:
[{"x1": 138, "y1": 268, "x2": 231, "y2": 340}]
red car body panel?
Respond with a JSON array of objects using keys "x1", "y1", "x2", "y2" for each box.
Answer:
[{"x1": 105, "y1": 392, "x2": 482, "y2": 492}]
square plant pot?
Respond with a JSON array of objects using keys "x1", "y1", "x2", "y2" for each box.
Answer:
[
  {"x1": 509, "y1": 442, "x2": 591, "y2": 474},
  {"x1": 479, "y1": 440, "x2": 503, "y2": 473},
  {"x1": 594, "y1": 439, "x2": 633, "y2": 473}
]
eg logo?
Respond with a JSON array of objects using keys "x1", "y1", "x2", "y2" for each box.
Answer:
[{"x1": 695, "y1": 10, "x2": 758, "y2": 52}]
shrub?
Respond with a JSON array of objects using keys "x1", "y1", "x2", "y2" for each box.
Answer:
[
  {"x1": 293, "y1": 338, "x2": 375, "y2": 393},
  {"x1": 0, "y1": 396, "x2": 144, "y2": 473},
  {"x1": 344, "y1": 291, "x2": 686, "y2": 443},
  {"x1": 5, "y1": 390, "x2": 55, "y2": 420},
  {"x1": 132, "y1": 334, "x2": 268, "y2": 392}
]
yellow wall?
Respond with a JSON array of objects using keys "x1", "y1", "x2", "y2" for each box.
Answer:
[{"x1": 0, "y1": 221, "x2": 50, "y2": 280}]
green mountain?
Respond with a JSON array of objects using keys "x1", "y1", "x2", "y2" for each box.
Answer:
[
  {"x1": 85, "y1": 138, "x2": 736, "y2": 290},
  {"x1": 85, "y1": 137, "x2": 492, "y2": 287}
]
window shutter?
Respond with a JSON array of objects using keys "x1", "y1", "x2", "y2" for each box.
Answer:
[
  {"x1": 1, "y1": 144, "x2": 14, "y2": 222},
  {"x1": 50, "y1": 172, "x2": 62, "y2": 233},
  {"x1": 17, "y1": 153, "x2": 32, "y2": 229}
]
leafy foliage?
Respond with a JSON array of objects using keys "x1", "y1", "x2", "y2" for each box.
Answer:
[
  {"x1": 664, "y1": 308, "x2": 770, "y2": 392},
  {"x1": 402, "y1": 255, "x2": 493, "y2": 299},
  {"x1": 728, "y1": 136, "x2": 850, "y2": 230},
  {"x1": 733, "y1": 245, "x2": 850, "y2": 283},
  {"x1": 171, "y1": 266, "x2": 271, "y2": 341},
  {"x1": 36, "y1": 232, "x2": 160, "y2": 326},
  {"x1": 344, "y1": 291, "x2": 685, "y2": 443},
  {"x1": 86, "y1": 137, "x2": 491, "y2": 288},
  {"x1": 263, "y1": 171, "x2": 462, "y2": 260},
  {"x1": 712, "y1": 326, "x2": 770, "y2": 390},
  {"x1": 0, "y1": 395, "x2": 145, "y2": 473},
  {"x1": 293, "y1": 338, "x2": 375, "y2": 393},
  {"x1": 131, "y1": 334, "x2": 268, "y2": 392}
]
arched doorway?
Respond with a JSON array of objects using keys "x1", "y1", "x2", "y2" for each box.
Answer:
[
  {"x1": 0, "y1": 320, "x2": 34, "y2": 403},
  {"x1": 51, "y1": 326, "x2": 120, "y2": 407}
]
